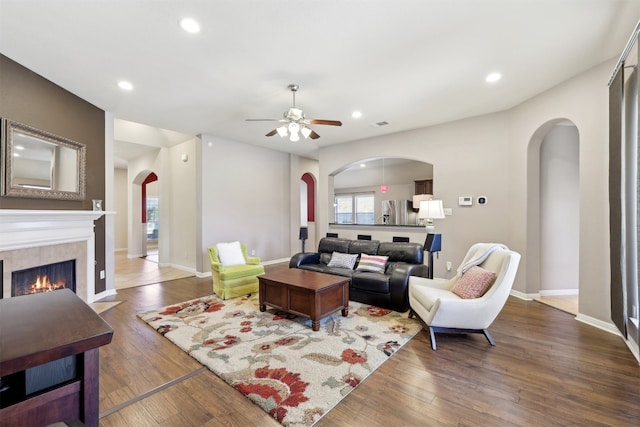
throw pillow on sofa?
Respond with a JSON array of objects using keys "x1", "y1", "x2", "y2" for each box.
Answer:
[
  {"x1": 355, "y1": 254, "x2": 389, "y2": 273},
  {"x1": 327, "y1": 252, "x2": 359, "y2": 269},
  {"x1": 451, "y1": 266, "x2": 496, "y2": 299}
]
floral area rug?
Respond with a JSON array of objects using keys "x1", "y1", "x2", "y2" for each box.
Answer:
[{"x1": 138, "y1": 293, "x2": 422, "y2": 427}]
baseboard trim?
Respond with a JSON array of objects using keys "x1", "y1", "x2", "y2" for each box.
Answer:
[
  {"x1": 263, "y1": 257, "x2": 290, "y2": 266},
  {"x1": 92, "y1": 288, "x2": 117, "y2": 303},
  {"x1": 510, "y1": 289, "x2": 537, "y2": 301},
  {"x1": 623, "y1": 337, "x2": 640, "y2": 364},
  {"x1": 575, "y1": 313, "x2": 622, "y2": 336},
  {"x1": 539, "y1": 288, "x2": 579, "y2": 296}
]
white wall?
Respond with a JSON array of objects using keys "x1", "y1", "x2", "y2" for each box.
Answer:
[
  {"x1": 199, "y1": 135, "x2": 291, "y2": 273},
  {"x1": 315, "y1": 59, "x2": 616, "y2": 326},
  {"x1": 113, "y1": 168, "x2": 128, "y2": 250},
  {"x1": 318, "y1": 112, "x2": 511, "y2": 282},
  {"x1": 167, "y1": 139, "x2": 198, "y2": 270}
]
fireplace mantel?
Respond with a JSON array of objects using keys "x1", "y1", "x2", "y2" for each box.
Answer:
[
  {"x1": 0, "y1": 209, "x2": 108, "y2": 302},
  {"x1": 0, "y1": 210, "x2": 106, "y2": 251}
]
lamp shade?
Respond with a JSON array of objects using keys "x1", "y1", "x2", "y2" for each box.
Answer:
[
  {"x1": 299, "y1": 226, "x2": 308, "y2": 240},
  {"x1": 418, "y1": 200, "x2": 445, "y2": 219}
]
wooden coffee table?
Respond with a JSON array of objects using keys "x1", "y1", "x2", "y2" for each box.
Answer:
[{"x1": 258, "y1": 269, "x2": 350, "y2": 331}]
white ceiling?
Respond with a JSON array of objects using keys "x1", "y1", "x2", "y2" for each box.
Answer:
[{"x1": 1, "y1": 0, "x2": 639, "y2": 160}]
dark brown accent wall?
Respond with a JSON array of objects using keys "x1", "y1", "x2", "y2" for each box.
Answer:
[{"x1": 0, "y1": 54, "x2": 107, "y2": 295}]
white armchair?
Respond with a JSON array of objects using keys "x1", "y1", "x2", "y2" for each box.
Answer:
[{"x1": 408, "y1": 243, "x2": 521, "y2": 350}]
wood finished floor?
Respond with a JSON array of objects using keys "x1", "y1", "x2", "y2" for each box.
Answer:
[
  {"x1": 114, "y1": 249, "x2": 194, "y2": 289},
  {"x1": 97, "y1": 264, "x2": 640, "y2": 426}
]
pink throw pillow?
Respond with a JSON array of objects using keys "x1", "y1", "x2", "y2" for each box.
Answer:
[{"x1": 452, "y1": 266, "x2": 496, "y2": 299}]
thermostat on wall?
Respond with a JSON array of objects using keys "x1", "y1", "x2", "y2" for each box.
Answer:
[
  {"x1": 477, "y1": 196, "x2": 488, "y2": 205},
  {"x1": 458, "y1": 196, "x2": 473, "y2": 206}
]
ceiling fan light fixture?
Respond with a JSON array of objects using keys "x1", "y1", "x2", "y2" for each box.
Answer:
[
  {"x1": 290, "y1": 132, "x2": 300, "y2": 142},
  {"x1": 288, "y1": 122, "x2": 300, "y2": 134},
  {"x1": 276, "y1": 126, "x2": 288, "y2": 137},
  {"x1": 300, "y1": 126, "x2": 312, "y2": 139}
]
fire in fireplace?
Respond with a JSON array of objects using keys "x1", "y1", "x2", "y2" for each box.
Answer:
[{"x1": 12, "y1": 260, "x2": 76, "y2": 297}]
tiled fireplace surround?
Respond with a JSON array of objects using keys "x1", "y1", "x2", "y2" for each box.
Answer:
[{"x1": 0, "y1": 210, "x2": 105, "y2": 303}]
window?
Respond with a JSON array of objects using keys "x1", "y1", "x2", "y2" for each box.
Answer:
[
  {"x1": 146, "y1": 197, "x2": 159, "y2": 240},
  {"x1": 334, "y1": 193, "x2": 375, "y2": 224}
]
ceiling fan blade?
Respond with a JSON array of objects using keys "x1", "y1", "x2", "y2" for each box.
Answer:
[
  {"x1": 308, "y1": 119, "x2": 342, "y2": 126},
  {"x1": 265, "y1": 129, "x2": 278, "y2": 137},
  {"x1": 309, "y1": 130, "x2": 320, "y2": 139}
]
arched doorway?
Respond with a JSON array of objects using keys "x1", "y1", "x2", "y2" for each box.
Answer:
[
  {"x1": 527, "y1": 119, "x2": 580, "y2": 314},
  {"x1": 142, "y1": 172, "x2": 158, "y2": 261},
  {"x1": 130, "y1": 169, "x2": 158, "y2": 259}
]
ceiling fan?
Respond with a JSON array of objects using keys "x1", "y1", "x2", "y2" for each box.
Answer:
[{"x1": 246, "y1": 84, "x2": 342, "y2": 142}]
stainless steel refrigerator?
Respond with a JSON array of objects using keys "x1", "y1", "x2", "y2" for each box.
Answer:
[{"x1": 381, "y1": 200, "x2": 416, "y2": 225}]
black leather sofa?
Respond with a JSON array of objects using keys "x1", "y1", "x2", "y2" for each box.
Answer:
[{"x1": 289, "y1": 237, "x2": 429, "y2": 312}]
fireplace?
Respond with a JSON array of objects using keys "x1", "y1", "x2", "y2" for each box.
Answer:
[
  {"x1": 12, "y1": 260, "x2": 76, "y2": 297},
  {"x1": 0, "y1": 210, "x2": 106, "y2": 303}
]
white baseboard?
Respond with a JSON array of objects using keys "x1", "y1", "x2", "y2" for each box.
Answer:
[
  {"x1": 575, "y1": 313, "x2": 623, "y2": 336},
  {"x1": 539, "y1": 289, "x2": 579, "y2": 296},
  {"x1": 510, "y1": 289, "x2": 537, "y2": 300},
  {"x1": 91, "y1": 288, "x2": 117, "y2": 303},
  {"x1": 624, "y1": 337, "x2": 640, "y2": 364},
  {"x1": 157, "y1": 263, "x2": 195, "y2": 274},
  {"x1": 263, "y1": 257, "x2": 291, "y2": 265},
  {"x1": 195, "y1": 258, "x2": 288, "y2": 278}
]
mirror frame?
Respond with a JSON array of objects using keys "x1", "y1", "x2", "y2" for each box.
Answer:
[{"x1": 1, "y1": 118, "x2": 86, "y2": 200}]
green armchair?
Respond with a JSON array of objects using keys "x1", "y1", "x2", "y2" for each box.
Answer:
[{"x1": 208, "y1": 242, "x2": 264, "y2": 300}]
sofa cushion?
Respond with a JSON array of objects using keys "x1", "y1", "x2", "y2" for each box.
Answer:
[
  {"x1": 217, "y1": 263, "x2": 265, "y2": 280},
  {"x1": 351, "y1": 271, "x2": 390, "y2": 293},
  {"x1": 323, "y1": 266, "x2": 356, "y2": 278},
  {"x1": 327, "y1": 252, "x2": 358, "y2": 269},
  {"x1": 355, "y1": 254, "x2": 388, "y2": 273},
  {"x1": 298, "y1": 264, "x2": 328, "y2": 274},
  {"x1": 452, "y1": 266, "x2": 496, "y2": 299},
  {"x1": 349, "y1": 240, "x2": 380, "y2": 255},
  {"x1": 378, "y1": 242, "x2": 424, "y2": 264},
  {"x1": 319, "y1": 252, "x2": 332, "y2": 265},
  {"x1": 318, "y1": 237, "x2": 351, "y2": 254},
  {"x1": 216, "y1": 241, "x2": 246, "y2": 267}
]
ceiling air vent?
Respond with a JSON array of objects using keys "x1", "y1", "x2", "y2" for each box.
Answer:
[{"x1": 372, "y1": 121, "x2": 390, "y2": 127}]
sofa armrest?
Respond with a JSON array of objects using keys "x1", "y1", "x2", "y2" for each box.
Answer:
[
  {"x1": 246, "y1": 256, "x2": 261, "y2": 265},
  {"x1": 289, "y1": 252, "x2": 321, "y2": 268},
  {"x1": 387, "y1": 263, "x2": 430, "y2": 311}
]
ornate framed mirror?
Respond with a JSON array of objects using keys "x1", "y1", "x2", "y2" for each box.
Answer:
[{"x1": 1, "y1": 118, "x2": 86, "y2": 200}]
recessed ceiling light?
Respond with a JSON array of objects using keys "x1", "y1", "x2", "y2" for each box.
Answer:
[
  {"x1": 360, "y1": 163, "x2": 366, "y2": 168},
  {"x1": 485, "y1": 72, "x2": 502, "y2": 83},
  {"x1": 179, "y1": 17, "x2": 201, "y2": 33},
  {"x1": 352, "y1": 110, "x2": 362, "y2": 119},
  {"x1": 118, "y1": 81, "x2": 134, "y2": 91}
]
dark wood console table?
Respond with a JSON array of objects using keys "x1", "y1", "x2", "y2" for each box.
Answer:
[{"x1": 0, "y1": 289, "x2": 113, "y2": 427}]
